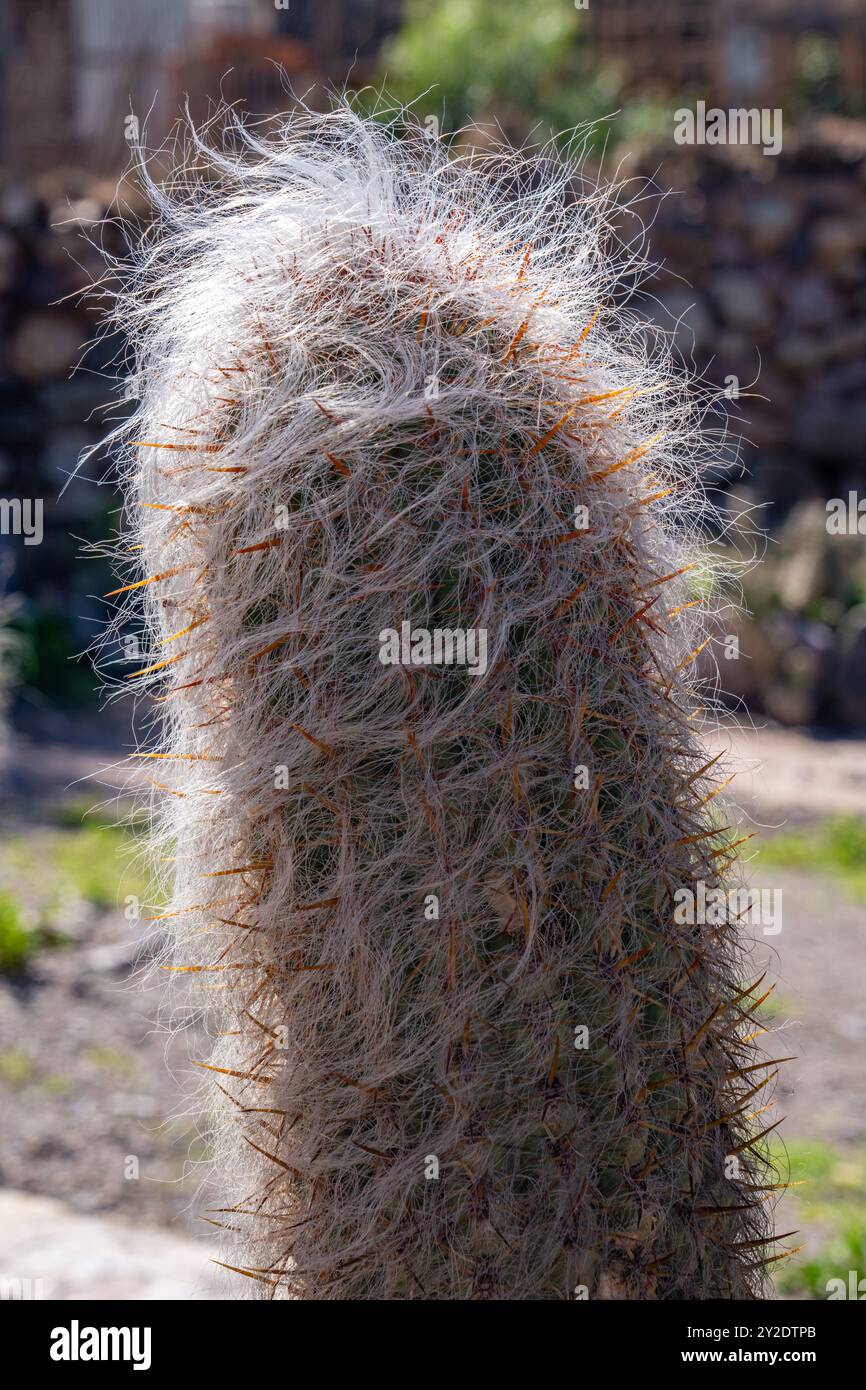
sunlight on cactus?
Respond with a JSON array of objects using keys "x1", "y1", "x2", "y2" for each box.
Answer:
[{"x1": 97, "y1": 102, "x2": 789, "y2": 1299}]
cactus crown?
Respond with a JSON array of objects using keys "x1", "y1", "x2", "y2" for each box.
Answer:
[{"x1": 104, "y1": 104, "x2": 778, "y2": 1299}]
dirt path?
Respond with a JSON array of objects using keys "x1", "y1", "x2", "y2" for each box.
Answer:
[
  {"x1": 0, "y1": 1191, "x2": 225, "y2": 1300},
  {"x1": 710, "y1": 723, "x2": 866, "y2": 823},
  {"x1": 751, "y1": 870, "x2": 866, "y2": 1146},
  {"x1": 0, "y1": 909, "x2": 211, "y2": 1226}
]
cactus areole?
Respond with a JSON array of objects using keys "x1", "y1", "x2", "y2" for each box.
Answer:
[{"x1": 111, "y1": 106, "x2": 780, "y2": 1299}]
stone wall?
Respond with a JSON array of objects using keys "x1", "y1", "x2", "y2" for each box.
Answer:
[
  {"x1": 624, "y1": 117, "x2": 866, "y2": 728},
  {"x1": 0, "y1": 173, "x2": 134, "y2": 706},
  {"x1": 630, "y1": 115, "x2": 866, "y2": 521}
]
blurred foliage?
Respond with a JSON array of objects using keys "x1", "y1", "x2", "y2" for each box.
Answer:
[
  {"x1": 0, "y1": 818, "x2": 157, "y2": 932},
  {"x1": 377, "y1": 0, "x2": 667, "y2": 149},
  {"x1": 54, "y1": 824, "x2": 152, "y2": 910},
  {"x1": 0, "y1": 892, "x2": 35, "y2": 972},
  {"x1": 50, "y1": 800, "x2": 153, "y2": 908},
  {"x1": 740, "y1": 980, "x2": 794, "y2": 1024},
  {"x1": 7, "y1": 607, "x2": 96, "y2": 707},
  {"x1": 796, "y1": 34, "x2": 843, "y2": 112},
  {"x1": 53, "y1": 796, "x2": 142, "y2": 831},
  {"x1": 0, "y1": 889, "x2": 67, "y2": 973},
  {"x1": 768, "y1": 1136, "x2": 866, "y2": 1299},
  {"x1": 0, "y1": 1048, "x2": 35, "y2": 1086},
  {"x1": 760, "y1": 816, "x2": 866, "y2": 904},
  {"x1": 82, "y1": 1045, "x2": 135, "y2": 1074},
  {"x1": 793, "y1": 32, "x2": 866, "y2": 118}
]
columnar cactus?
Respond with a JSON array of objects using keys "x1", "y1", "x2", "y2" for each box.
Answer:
[{"x1": 110, "y1": 107, "x2": 782, "y2": 1298}]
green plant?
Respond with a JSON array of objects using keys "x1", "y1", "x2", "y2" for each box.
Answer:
[
  {"x1": 0, "y1": 892, "x2": 34, "y2": 971},
  {"x1": 54, "y1": 824, "x2": 153, "y2": 909},
  {"x1": 768, "y1": 1138, "x2": 866, "y2": 1299},
  {"x1": 0, "y1": 1048, "x2": 35, "y2": 1086},
  {"x1": 760, "y1": 816, "x2": 866, "y2": 903},
  {"x1": 41, "y1": 1074, "x2": 72, "y2": 1095},
  {"x1": 0, "y1": 892, "x2": 67, "y2": 972},
  {"x1": 81, "y1": 1046, "x2": 135, "y2": 1074},
  {"x1": 377, "y1": 0, "x2": 666, "y2": 149}
]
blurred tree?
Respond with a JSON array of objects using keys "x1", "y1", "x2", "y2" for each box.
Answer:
[
  {"x1": 378, "y1": 0, "x2": 622, "y2": 146},
  {"x1": 795, "y1": 33, "x2": 845, "y2": 114}
]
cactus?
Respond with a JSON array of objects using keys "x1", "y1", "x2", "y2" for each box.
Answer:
[{"x1": 108, "y1": 106, "x2": 783, "y2": 1299}]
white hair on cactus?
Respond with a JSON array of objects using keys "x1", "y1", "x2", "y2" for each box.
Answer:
[{"x1": 98, "y1": 100, "x2": 776, "y2": 1299}]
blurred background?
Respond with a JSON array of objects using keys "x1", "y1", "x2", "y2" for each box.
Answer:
[{"x1": 0, "y1": 0, "x2": 865, "y2": 1300}]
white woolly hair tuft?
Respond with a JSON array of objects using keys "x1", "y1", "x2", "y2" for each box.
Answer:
[{"x1": 98, "y1": 100, "x2": 775, "y2": 1299}]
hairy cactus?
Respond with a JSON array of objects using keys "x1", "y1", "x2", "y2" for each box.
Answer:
[{"x1": 106, "y1": 106, "x2": 782, "y2": 1299}]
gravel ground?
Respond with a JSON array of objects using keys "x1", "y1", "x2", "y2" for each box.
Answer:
[{"x1": 0, "y1": 896, "x2": 213, "y2": 1231}]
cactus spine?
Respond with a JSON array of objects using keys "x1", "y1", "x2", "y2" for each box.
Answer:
[{"x1": 112, "y1": 107, "x2": 780, "y2": 1299}]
